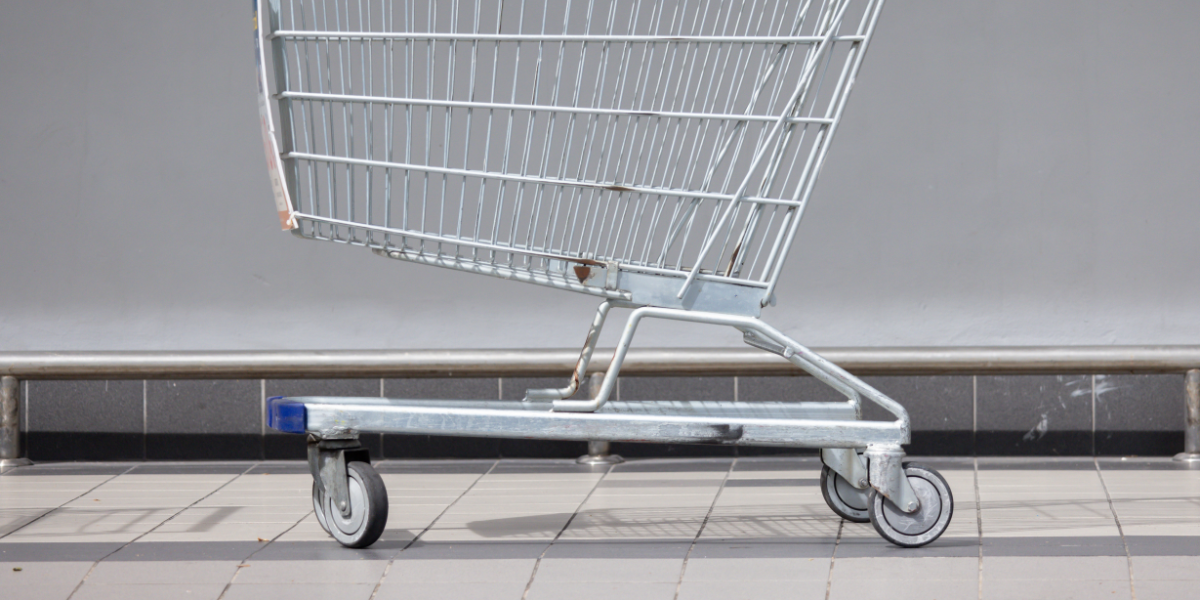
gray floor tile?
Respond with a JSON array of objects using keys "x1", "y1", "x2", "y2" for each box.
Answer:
[
  {"x1": 398, "y1": 541, "x2": 551, "y2": 560},
  {"x1": 982, "y1": 536, "x2": 1126, "y2": 557},
  {"x1": 731, "y1": 457, "x2": 822, "y2": 472},
  {"x1": 678, "y1": 578, "x2": 827, "y2": 600},
  {"x1": 0, "y1": 542, "x2": 125, "y2": 562},
  {"x1": 105, "y1": 541, "x2": 261, "y2": 561},
  {"x1": 233, "y1": 559, "x2": 388, "y2": 583},
  {"x1": 1125, "y1": 536, "x2": 1200, "y2": 556},
  {"x1": 2, "y1": 464, "x2": 133, "y2": 477},
  {"x1": 836, "y1": 536, "x2": 980, "y2": 558},
  {"x1": 126, "y1": 463, "x2": 255, "y2": 475},
  {"x1": 682, "y1": 556, "x2": 831, "y2": 581},
  {"x1": 0, "y1": 561, "x2": 93, "y2": 596},
  {"x1": 248, "y1": 541, "x2": 403, "y2": 561},
  {"x1": 374, "y1": 580, "x2": 530, "y2": 600},
  {"x1": 1097, "y1": 458, "x2": 1200, "y2": 471},
  {"x1": 526, "y1": 580, "x2": 679, "y2": 600},
  {"x1": 385, "y1": 558, "x2": 537, "y2": 582},
  {"x1": 1130, "y1": 555, "x2": 1200, "y2": 580},
  {"x1": 533, "y1": 557, "x2": 683, "y2": 582},
  {"x1": 982, "y1": 577, "x2": 1131, "y2": 600},
  {"x1": 690, "y1": 539, "x2": 836, "y2": 559},
  {"x1": 221, "y1": 582, "x2": 378, "y2": 600},
  {"x1": 373, "y1": 460, "x2": 496, "y2": 475},
  {"x1": 491, "y1": 460, "x2": 609, "y2": 474},
  {"x1": 613, "y1": 459, "x2": 733, "y2": 473},
  {"x1": 86, "y1": 560, "x2": 241, "y2": 584},
  {"x1": 983, "y1": 555, "x2": 1128, "y2": 580},
  {"x1": 244, "y1": 462, "x2": 311, "y2": 475},
  {"x1": 72, "y1": 583, "x2": 228, "y2": 600},
  {"x1": 831, "y1": 577, "x2": 979, "y2": 600},
  {"x1": 724, "y1": 478, "x2": 817, "y2": 487},
  {"x1": 977, "y1": 458, "x2": 1097, "y2": 470},
  {"x1": 542, "y1": 541, "x2": 692, "y2": 559},
  {"x1": 1135, "y1": 579, "x2": 1200, "y2": 600}
]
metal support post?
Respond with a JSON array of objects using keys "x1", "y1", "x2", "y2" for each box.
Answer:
[
  {"x1": 1, "y1": 376, "x2": 33, "y2": 469},
  {"x1": 1174, "y1": 369, "x2": 1200, "y2": 462},
  {"x1": 577, "y1": 372, "x2": 624, "y2": 465}
]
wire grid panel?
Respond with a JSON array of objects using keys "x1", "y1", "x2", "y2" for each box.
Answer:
[{"x1": 264, "y1": 0, "x2": 884, "y2": 301}]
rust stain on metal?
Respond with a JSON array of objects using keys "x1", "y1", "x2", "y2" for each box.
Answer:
[
  {"x1": 605, "y1": 184, "x2": 635, "y2": 193},
  {"x1": 573, "y1": 265, "x2": 592, "y2": 283}
]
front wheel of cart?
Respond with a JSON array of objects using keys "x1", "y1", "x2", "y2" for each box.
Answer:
[
  {"x1": 312, "y1": 481, "x2": 330, "y2": 534},
  {"x1": 322, "y1": 462, "x2": 389, "y2": 548},
  {"x1": 820, "y1": 465, "x2": 871, "y2": 523},
  {"x1": 868, "y1": 463, "x2": 953, "y2": 548}
]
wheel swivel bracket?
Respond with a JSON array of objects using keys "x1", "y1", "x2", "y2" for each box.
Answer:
[{"x1": 307, "y1": 434, "x2": 370, "y2": 518}]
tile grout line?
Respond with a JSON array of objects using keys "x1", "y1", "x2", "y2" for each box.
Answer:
[
  {"x1": 1095, "y1": 458, "x2": 1138, "y2": 600},
  {"x1": 63, "y1": 462, "x2": 258, "y2": 600},
  {"x1": 823, "y1": 519, "x2": 844, "y2": 600},
  {"x1": 671, "y1": 457, "x2": 737, "y2": 600},
  {"x1": 975, "y1": 456, "x2": 983, "y2": 600},
  {"x1": 366, "y1": 459, "x2": 501, "y2": 600},
  {"x1": 519, "y1": 462, "x2": 617, "y2": 600},
  {"x1": 0, "y1": 463, "x2": 140, "y2": 541}
]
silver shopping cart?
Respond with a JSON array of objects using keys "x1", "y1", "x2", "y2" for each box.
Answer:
[{"x1": 253, "y1": 0, "x2": 953, "y2": 549}]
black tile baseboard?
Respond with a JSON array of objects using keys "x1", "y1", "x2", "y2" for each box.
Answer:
[
  {"x1": 26, "y1": 432, "x2": 144, "y2": 462},
  {"x1": 145, "y1": 434, "x2": 263, "y2": 460}
]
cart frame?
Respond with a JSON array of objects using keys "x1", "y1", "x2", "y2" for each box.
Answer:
[{"x1": 254, "y1": 0, "x2": 955, "y2": 549}]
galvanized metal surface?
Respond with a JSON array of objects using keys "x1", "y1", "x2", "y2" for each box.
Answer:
[
  {"x1": 0, "y1": 376, "x2": 31, "y2": 466},
  {"x1": 294, "y1": 396, "x2": 898, "y2": 448}
]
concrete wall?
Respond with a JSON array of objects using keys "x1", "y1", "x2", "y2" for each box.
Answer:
[{"x1": 2, "y1": 1, "x2": 1199, "y2": 352}]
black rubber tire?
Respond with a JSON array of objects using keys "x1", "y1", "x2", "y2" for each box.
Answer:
[
  {"x1": 323, "y1": 461, "x2": 389, "y2": 548},
  {"x1": 868, "y1": 462, "x2": 953, "y2": 548},
  {"x1": 820, "y1": 465, "x2": 871, "y2": 523}
]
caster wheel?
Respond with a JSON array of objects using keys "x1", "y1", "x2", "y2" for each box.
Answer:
[
  {"x1": 312, "y1": 481, "x2": 330, "y2": 534},
  {"x1": 820, "y1": 465, "x2": 870, "y2": 523},
  {"x1": 321, "y1": 462, "x2": 389, "y2": 548},
  {"x1": 868, "y1": 462, "x2": 953, "y2": 548}
]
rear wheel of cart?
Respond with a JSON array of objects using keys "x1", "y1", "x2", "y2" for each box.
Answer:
[
  {"x1": 868, "y1": 463, "x2": 953, "y2": 547},
  {"x1": 820, "y1": 465, "x2": 871, "y2": 523},
  {"x1": 322, "y1": 462, "x2": 388, "y2": 548}
]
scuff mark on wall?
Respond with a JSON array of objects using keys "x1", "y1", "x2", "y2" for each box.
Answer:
[{"x1": 1023, "y1": 413, "x2": 1050, "y2": 441}]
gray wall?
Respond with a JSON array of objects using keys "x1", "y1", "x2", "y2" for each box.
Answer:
[{"x1": 2, "y1": 1, "x2": 1198, "y2": 351}]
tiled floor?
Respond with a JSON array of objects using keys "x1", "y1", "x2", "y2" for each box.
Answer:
[{"x1": 1, "y1": 457, "x2": 1197, "y2": 599}]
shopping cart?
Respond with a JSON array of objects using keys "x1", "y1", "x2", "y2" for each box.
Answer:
[{"x1": 253, "y1": 0, "x2": 953, "y2": 549}]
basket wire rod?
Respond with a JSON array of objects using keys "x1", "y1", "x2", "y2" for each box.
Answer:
[
  {"x1": 600, "y1": 2, "x2": 647, "y2": 261},
  {"x1": 577, "y1": 0, "x2": 620, "y2": 258},
  {"x1": 438, "y1": 0, "x2": 458, "y2": 255},
  {"x1": 524, "y1": 300, "x2": 614, "y2": 402},
  {"x1": 456, "y1": 0, "x2": 480, "y2": 246},
  {"x1": 540, "y1": 0, "x2": 587, "y2": 259},
  {"x1": 382, "y1": 0, "x2": 394, "y2": 229},
  {"x1": 269, "y1": 31, "x2": 867, "y2": 44},
  {"x1": 509, "y1": 0, "x2": 553, "y2": 266},
  {"x1": 523, "y1": 2, "x2": 553, "y2": 268},
  {"x1": 762, "y1": 0, "x2": 885, "y2": 301},
  {"x1": 361, "y1": 0, "x2": 374, "y2": 239},
  {"x1": 488, "y1": 1, "x2": 524, "y2": 263},
  {"x1": 675, "y1": 0, "x2": 852, "y2": 299},
  {"x1": 470, "y1": 3, "x2": 505, "y2": 262}
]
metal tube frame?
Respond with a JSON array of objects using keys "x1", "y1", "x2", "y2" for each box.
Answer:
[{"x1": 0, "y1": 376, "x2": 33, "y2": 469}]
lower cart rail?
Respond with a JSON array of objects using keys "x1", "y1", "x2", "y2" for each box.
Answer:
[{"x1": 269, "y1": 397, "x2": 903, "y2": 448}]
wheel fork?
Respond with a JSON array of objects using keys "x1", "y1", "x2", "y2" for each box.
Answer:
[
  {"x1": 864, "y1": 445, "x2": 921, "y2": 513},
  {"x1": 308, "y1": 434, "x2": 370, "y2": 518}
]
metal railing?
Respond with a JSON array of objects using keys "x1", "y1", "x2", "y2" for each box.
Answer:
[{"x1": 2, "y1": 346, "x2": 1198, "y2": 464}]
